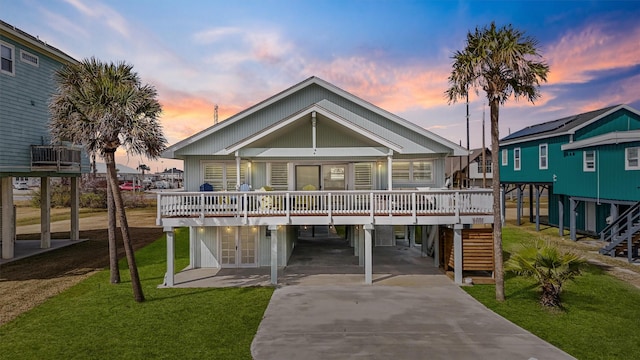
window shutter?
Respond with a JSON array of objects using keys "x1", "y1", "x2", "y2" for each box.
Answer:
[
  {"x1": 392, "y1": 162, "x2": 410, "y2": 182},
  {"x1": 354, "y1": 163, "x2": 372, "y2": 190},
  {"x1": 203, "y1": 164, "x2": 224, "y2": 191},
  {"x1": 413, "y1": 161, "x2": 433, "y2": 181},
  {"x1": 270, "y1": 163, "x2": 288, "y2": 190}
]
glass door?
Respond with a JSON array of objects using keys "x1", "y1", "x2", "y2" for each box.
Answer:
[
  {"x1": 323, "y1": 165, "x2": 347, "y2": 190},
  {"x1": 295, "y1": 165, "x2": 320, "y2": 190}
]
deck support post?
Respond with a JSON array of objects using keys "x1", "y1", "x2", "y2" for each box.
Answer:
[
  {"x1": 364, "y1": 224, "x2": 374, "y2": 284},
  {"x1": 558, "y1": 196, "x2": 564, "y2": 237},
  {"x1": 516, "y1": 185, "x2": 522, "y2": 226},
  {"x1": 269, "y1": 225, "x2": 278, "y2": 285},
  {"x1": 40, "y1": 177, "x2": 51, "y2": 249},
  {"x1": 1, "y1": 177, "x2": 14, "y2": 259},
  {"x1": 165, "y1": 227, "x2": 175, "y2": 287},
  {"x1": 453, "y1": 224, "x2": 463, "y2": 285},
  {"x1": 610, "y1": 204, "x2": 618, "y2": 236},
  {"x1": 529, "y1": 185, "x2": 534, "y2": 223},
  {"x1": 500, "y1": 184, "x2": 506, "y2": 226},
  {"x1": 387, "y1": 151, "x2": 393, "y2": 190},
  {"x1": 535, "y1": 185, "x2": 541, "y2": 232},
  {"x1": 432, "y1": 226, "x2": 440, "y2": 267},
  {"x1": 358, "y1": 225, "x2": 365, "y2": 266},
  {"x1": 70, "y1": 177, "x2": 80, "y2": 241},
  {"x1": 569, "y1": 197, "x2": 578, "y2": 241}
]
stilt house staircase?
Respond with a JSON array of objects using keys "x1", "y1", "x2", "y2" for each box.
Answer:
[{"x1": 599, "y1": 201, "x2": 640, "y2": 262}]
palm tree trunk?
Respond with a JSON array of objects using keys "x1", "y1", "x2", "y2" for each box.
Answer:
[
  {"x1": 105, "y1": 151, "x2": 145, "y2": 302},
  {"x1": 107, "y1": 179, "x2": 120, "y2": 284},
  {"x1": 490, "y1": 98, "x2": 505, "y2": 302}
]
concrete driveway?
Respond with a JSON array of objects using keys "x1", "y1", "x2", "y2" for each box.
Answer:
[{"x1": 251, "y1": 275, "x2": 575, "y2": 360}]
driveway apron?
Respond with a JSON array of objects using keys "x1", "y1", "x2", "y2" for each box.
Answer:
[{"x1": 251, "y1": 277, "x2": 575, "y2": 360}]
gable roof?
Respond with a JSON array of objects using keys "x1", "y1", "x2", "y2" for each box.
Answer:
[
  {"x1": 500, "y1": 104, "x2": 640, "y2": 146},
  {"x1": 163, "y1": 76, "x2": 468, "y2": 158}
]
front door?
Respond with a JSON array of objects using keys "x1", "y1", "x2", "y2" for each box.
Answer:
[{"x1": 220, "y1": 227, "x2": 258, "y2": 267}]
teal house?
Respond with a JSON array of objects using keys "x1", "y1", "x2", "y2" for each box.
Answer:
[
  {"x1": 499, "y1": 105, "x2": 640, "y2": 260},
  {"x1": 1, "y1": 20, "x2": 87, "y2": 259}
]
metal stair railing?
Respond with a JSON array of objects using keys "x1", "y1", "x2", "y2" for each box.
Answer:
[{"x1": 599, "y1": 201, "x2": 640, "y2": 262}]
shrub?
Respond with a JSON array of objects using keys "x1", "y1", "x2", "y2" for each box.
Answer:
[{"x1": 505, "y1": 239, "x2": 586, "y2": 307}]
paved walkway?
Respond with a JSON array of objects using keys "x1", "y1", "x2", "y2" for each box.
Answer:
[{"x1": 251, "y1": 278, "x2": 575, "y2": 360}]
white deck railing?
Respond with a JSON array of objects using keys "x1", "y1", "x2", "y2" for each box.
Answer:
[{"x1": 156, "y1": 189, "x2": 493, "y2": 223}]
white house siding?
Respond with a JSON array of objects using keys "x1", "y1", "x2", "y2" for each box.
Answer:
[
  {"x1": 258, "y1": 225, "x2": 295, "y2": 267},
  {"x1": 191, "y1": 226, "x2": 219, "y2": 268}
]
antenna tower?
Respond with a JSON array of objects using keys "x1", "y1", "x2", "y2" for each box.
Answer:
[{"x1": 214, "y1": 104, "x2": 219, "y2": 125}]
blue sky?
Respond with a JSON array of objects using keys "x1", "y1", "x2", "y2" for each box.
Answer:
[{"x1": 4, "y1": 0, "x2": 640, "y2": 170}]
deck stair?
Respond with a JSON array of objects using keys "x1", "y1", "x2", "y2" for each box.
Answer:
[{"x1": 599, "y1": 201, "x2": 640, "y2": 262}]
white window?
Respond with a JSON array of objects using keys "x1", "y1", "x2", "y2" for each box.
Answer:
[
  {"x1": 539, "y1": 144, "x2": 548, "y2": 169},
  {"x1": 1, "y1": 41, "x2": 15, "y2": 76},
  {"x1": 477, "y1": 159, "x2": 492, "y2": 173},
  {"x1": 202, "y1": 162, "x2": 247, "y2": 191},
  {"x1": 583, "y1": 150, "x2": 596, "y2": 172},
  {"x1": 514, "y1": 148, "x2": 521, "y2": 171},
  {"x1": 626, "y1": 147, "x2": 639, "y2": 170},
  {"x1": 20, "y1": 50, "x2": 39, "y2": 67},
  {"x1": 501, "y1": 149, "x2": 508, "y2": 166},
  {"x1": 392, "y1": 160, "x2": 433, "y2": 183}
]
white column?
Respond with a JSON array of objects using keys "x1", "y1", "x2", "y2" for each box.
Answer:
[
  {"x1": 269, "y1": 225, "x2": 278, "y2": 285},
  {"x1": 40, "y1": 177, "x2": 51, "y2": 249},
  {"x1": 311, "y1": 111, "x2": 317, "y2": 151},
  {"x1": 453, "y1": 224, "x2": 463, "y2": 284},
  {"x1": 70, "y1": 177, "x2": 80, "y2": 241},
  {"x1": 387, "y1": 152, "x2": 393, "y2": 190},
  {"x1": 165, "y1": 227, "x2": 175, "y2": 287},
  {"x1": 358, "y1": 225, "x2": 365, "y2": 266},
  {"x1": 1, "y1": 177, "x2": 14, "y2": 259},
  {"x1": 364, "y1": 224, "x2": 374, "y2": 284},
  {"x1": 235, "y1": 152, "x2": 241, "y2": 189}
]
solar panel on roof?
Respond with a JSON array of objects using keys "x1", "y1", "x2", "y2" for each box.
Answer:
[{"x1": 501, "y1": 104, "x2": 624, "y2": 142}]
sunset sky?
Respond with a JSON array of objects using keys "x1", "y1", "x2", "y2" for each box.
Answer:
[{"x1": 4, "y1": 0, "x2": 640, "y2": 172}]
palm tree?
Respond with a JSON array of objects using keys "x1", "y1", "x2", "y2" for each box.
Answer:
[
  {"x1": 446, "y1": 23, "x2": 549, "y2": 301},
  {"x1": 49, "y1": 57, "x2": 166, "y2": 302},
  {"x1": 506, "y1": 240, "x2": 586, "y2": 307}
]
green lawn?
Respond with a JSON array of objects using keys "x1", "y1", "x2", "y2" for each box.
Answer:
[
  {"x1": 0, "y1": 228, "x2": 274, "y2": 360},
  {"x1": 465, "y1": 227, "x2": 640, "y2": 360}
]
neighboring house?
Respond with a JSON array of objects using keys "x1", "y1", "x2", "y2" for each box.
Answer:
[
  {"x1": 157, "y1": 76, "x2": 495, "y2": 285},
  {"x1": 445, "y1": 148, "x2": 493, "y2": 188},
  {"x1": 0, "y1": 20, "x2": 88, "y2": 259},
  {"x1": 499, "y1": 105, "x2": 640, "y2": 260}
]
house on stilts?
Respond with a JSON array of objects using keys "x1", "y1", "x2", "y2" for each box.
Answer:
[
  {"x1": 499, "y1": 104, "x2": 640, "y2": 262},
  {"x1": 156, "y1": 77, "x2": 496, "y2": 285},
  {"x1": 1, "y1": 20, "x2": 88, "y2": 260}
]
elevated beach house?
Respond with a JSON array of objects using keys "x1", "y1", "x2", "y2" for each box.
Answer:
[
  {"x1": 499, "y1": 105, "x2": 640, "y2": 261},
  {"x1": 1, "y1": 20, "x2": 87, "y2": 259},
  {"x1": 157, "y1": 77, "x2": 494, "y2": 285}
]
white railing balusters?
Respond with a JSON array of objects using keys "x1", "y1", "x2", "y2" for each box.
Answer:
[{"x1": 157, "y1": 189, "x2": 493, "y2": 220}]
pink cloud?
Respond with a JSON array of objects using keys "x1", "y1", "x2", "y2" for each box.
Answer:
[{"x1": 545, "y1": 23, "x2": 640, "y2": 84}]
